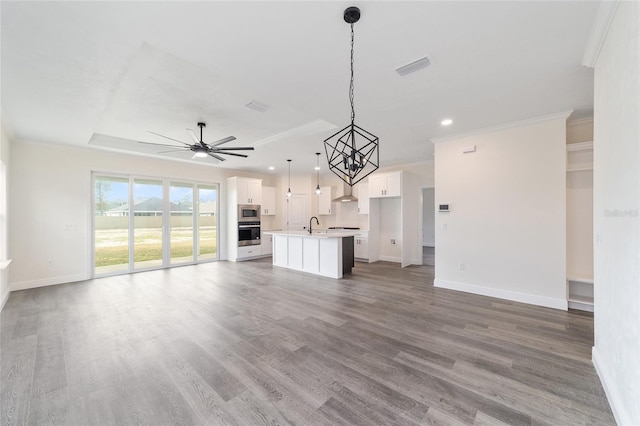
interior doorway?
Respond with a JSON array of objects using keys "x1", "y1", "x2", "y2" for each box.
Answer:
[
  {"x1": 422, "y1": 187, "x2": 435, "y2": 267},
  {"x1": 287, "y1": 194, "x2": 308, "y2": 231}
]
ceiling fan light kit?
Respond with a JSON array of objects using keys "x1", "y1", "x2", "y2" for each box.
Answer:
[
  {"x1": 141, "y1": 122, "x2": 254, "y2": 161},
  {"x1": 324, "y1": 6, "x2": 379, "y2": 187}
]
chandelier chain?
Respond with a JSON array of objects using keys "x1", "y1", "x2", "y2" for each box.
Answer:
[{"x1": 350, "y1": 23, "x2": 355, "y2": 125}]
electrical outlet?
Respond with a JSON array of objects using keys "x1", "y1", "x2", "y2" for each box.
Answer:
[
  {"x1": 458, "y1": 261, "x2": 464, "y2": 270},
  {"x1": 390, "y1": 239, "x2": 396, "y2": 245}
]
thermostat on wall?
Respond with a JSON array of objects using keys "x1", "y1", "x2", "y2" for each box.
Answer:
[{"x1": 438, "y1": 204, "x2": 451, "y2": 212}]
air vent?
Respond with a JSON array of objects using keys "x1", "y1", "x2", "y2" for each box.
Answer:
[
  {"x1": 245, "y1": 101, "x2": 269, "y2": 112},
  {"x1": 395, "y1": 56, "x2": 433, "y2": 76}
]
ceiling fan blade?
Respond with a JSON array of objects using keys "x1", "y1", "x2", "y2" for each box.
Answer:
[
  {"x1": 138, "y1": 141, "x2": 183, "y2": 148},
  {"x1": 212, "y1": 147, "x2": 254, "y2": 151},
  {"x1": 186, "y1": 128, "x2": 200, "y2": 144},
  {"x1": 157, "y1": 149, "x2": 188, "y2": 154},
  {"x1": 209, "y1": 136, "x2": 237, "y2": 147},
  {"x1": 214, "y1": 151, "x2": 248, "y2": 158},
  {"x1": 147, "y1": 131, "x2": 191, "y2": 146},
  {"x1": 207, "y1": 153, "x2": 226, "y2": 161}
]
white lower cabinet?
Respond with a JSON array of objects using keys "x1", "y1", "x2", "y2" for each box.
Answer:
[
  {"x1": 354, "y1": 236, "x2": 369, "y2": 261},
  {"x1": 237, "y1": 245, "x2": 261, "y2": 260},
  {"x1": 261, "y1": 234, "x2": 273, "y2": 256}
]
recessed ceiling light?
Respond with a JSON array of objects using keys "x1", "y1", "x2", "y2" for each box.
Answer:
[
  {"x1": 314, "y1": 166, "x2": 321, "y2": 171},
  {"x1": 268, "y1": 166, "x2": 275, "y2": 170},
  {"x1": 441, "y1": 119, "x2": 453, "y2": 126}
]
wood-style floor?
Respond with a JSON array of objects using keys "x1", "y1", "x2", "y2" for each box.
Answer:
[{"x1": 1, "y1": 251, "x2": 614, "y2": 425}]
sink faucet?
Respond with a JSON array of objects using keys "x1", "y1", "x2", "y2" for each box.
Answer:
[{"x1": 309, "y1": 216, "x2": 319, "y2": 234}]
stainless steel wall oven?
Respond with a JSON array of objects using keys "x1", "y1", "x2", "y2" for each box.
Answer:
[{"x1": 238, "y1": 205, "x2": 261, "y2": 246}]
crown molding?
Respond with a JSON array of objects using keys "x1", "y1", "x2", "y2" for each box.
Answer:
[
  {"x1": 431, "y1": 110, "x2": 573, "y2": 144},
  {"x1": 582, "y1": 1, "x2": 620, "y2": 68}
]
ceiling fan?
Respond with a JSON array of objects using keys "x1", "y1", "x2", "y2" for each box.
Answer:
[{"x1": 140, "y1": 122, "x2": 254, "y2": 161}]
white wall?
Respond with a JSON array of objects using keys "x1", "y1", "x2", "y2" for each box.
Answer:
[
  {"x1": 0, "y1": 125, "x2": 11, "y2": 309},
  {"x1": 9, "y1": 140, "x2": 279, "y2": 290},
  {"x1": 433, "y1": 113, "x2": 569, "y2": 310},
  {"x1": 422, "y1": 188, "x2": 435, "y2": 246},
  {"x1": 591, "y1": 2, "x2": 640, "y2": 424}
]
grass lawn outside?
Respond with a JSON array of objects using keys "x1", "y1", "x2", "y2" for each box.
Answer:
[{"x1": 95, "y1": 227, "x2": 216, "y2": 268}]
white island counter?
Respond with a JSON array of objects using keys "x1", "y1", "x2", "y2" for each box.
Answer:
[{"x1": 264, "y1": 231, "x2": 355, "y2": 279}]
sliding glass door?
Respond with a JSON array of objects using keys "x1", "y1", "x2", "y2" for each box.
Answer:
[
  {"x1": 133, "y1": 179, "x2": 164, "y2": 270},
  {"x1": 94, "y1": 176, "x2": 130, "y2": 275},
  {"x1": 197, "y1": 185, "x2": 218, "y2": 261},
  {"x1": 170, "y1": 182, "x2": 194, "y2": 265},
  {"x1": 93, "y1": 174, "x2": 219, "y2": 276}
]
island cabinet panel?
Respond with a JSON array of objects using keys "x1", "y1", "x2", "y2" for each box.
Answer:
[
  {"x1": 288, "y1": 237, "x2": 304, "y2": 270},
  {"x1": 273, "y1": 235, "x2": 288, "y2": 267},
  {"x1": 319, "y1": 239, "x2": 341, "y2": 278},
  {"x1": 302, "y1": 238, "x2": 320, "y2": 273}
]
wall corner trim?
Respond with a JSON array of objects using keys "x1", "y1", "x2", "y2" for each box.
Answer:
[
  {"x1": 430, "y1": 110, "x2": 574, "y2": 145},
  {"x1": 593, "y1": 346, "x2": 631, "y2": 425},
  {"x1": 434, "y1": 279, "x2": 568, "y2": 310},
  {"x1": 582, "y1": 1, "x2": 620, "y2": 68},
  {"x1": 10, "y1": 273, "x2": 88, "y2": 292},
  {"x1": 0, "y1": 288, "x2": 9, "y2": 311}
]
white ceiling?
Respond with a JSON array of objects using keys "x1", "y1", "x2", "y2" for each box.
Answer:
[{"x1": 1, "y1": 1, "x2": 598, "y2": 174}]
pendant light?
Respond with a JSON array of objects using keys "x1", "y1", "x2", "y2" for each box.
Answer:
[
  {"x1": 315, "y1": 153, "x2": 322, "y2": 195},
  {"x1": 324, "y1": 6, "x2": 379, "y2": 187},
  {"x1": 286, "y1": 159, "x2": 292, "y2": 197}
]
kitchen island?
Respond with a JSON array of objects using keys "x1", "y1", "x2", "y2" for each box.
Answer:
[{"x1": 264, "y1": 231, "x2": 355, "y2": 279}]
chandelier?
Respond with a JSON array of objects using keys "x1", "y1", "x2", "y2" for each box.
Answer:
[{"x1": 324, "y1": 6, "x2": 379, "y2": 187}]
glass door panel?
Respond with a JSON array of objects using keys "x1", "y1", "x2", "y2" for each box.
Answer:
[
  {"x1": 133, "y1": 179, "x2": 164, "y2": 270},
  {"x1": 197, "y1": 185, "x2": 218, "y2": 261},
  {"x1": 94, "y1": 175, "x2": 130, "y2": 275},
  {"x1": 170, "y1": 182, "x2": 194, "y2": 264}
]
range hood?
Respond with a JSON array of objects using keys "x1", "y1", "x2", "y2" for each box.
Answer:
[{"x1": 332, "y1": 182, "x2": 358, "y2": 203}]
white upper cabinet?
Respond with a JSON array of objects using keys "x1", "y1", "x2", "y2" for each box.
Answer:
[
  {"x1": 261, "y1": 186, "x2": 276, "y2": 216},
  {"x1": 368, "y1": 171, "x2": 402, "y2": 198},
  {"x1": 237, "y1": 178, "x2": 262, "y2": 205},
  {"x1": 357, "y1": 183, "x2": 369, "y2": 214},
  {"x1": 318, "y1": 186, "x2": 334, "y2": 215}
]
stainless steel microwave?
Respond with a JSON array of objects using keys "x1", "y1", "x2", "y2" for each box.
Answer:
[{"x1": 238, "y1": 204, "x2": 260, "y2": 223}]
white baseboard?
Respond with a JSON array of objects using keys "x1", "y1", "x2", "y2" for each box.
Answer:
[
  {"x1": 378, "y1": 255, "x2": 401, "y2": 263},
  {"x1": 10, "y1": 273, "x2": 88, "y2": 292},
  {"x1": 592, "y1": 346, "x2": 632, "y2": 426},
  {"x1": 434, "y1": 279, "x2": 568, "y2": 310}
]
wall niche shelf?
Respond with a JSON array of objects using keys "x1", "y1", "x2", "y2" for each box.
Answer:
[
  {"x1": 566, "y1": 141, "x2": 593, "y2": 172},
  {"x1": 566, "y1": 141, "x2": 594, "y2": 312}
]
